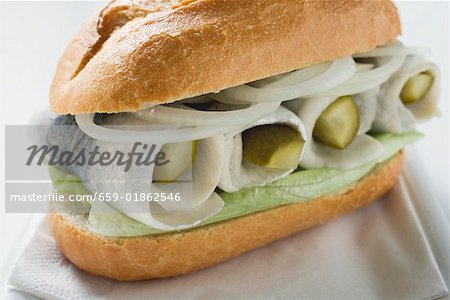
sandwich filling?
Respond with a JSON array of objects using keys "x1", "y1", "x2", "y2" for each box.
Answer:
[{"x1": 46, "y1": 44, "x2": 439, "y2": 235}]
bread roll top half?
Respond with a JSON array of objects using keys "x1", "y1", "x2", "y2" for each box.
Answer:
[{"x1": 50, "y1": 0, "x2": 400, "y2": 114}]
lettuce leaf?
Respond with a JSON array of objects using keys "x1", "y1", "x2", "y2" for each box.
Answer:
[{"x1": 50, "y1": 132, "x2": 422, "y2": 237}]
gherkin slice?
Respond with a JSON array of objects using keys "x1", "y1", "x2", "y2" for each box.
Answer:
[
  {"x1": 242, "y1": 124, "x2": 304, "y2": 170},
  {"x1": 400, "y1": 72, "x2": 434, "y2": 104},
  {"x1": 153, "y1": 141, "x2": 198, "y2": 183},
  {"x1": 313, "y1": 96, "x2": 360, "y2": 150}
]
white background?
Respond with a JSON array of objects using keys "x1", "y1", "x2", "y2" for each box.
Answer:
[{"x1": 1, "y1": 0, "x2": 449, "y2": 296}]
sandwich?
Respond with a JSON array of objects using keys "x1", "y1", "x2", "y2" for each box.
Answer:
[{"x1": 44, "y1": 0, "x2": 440, "y2": 281}]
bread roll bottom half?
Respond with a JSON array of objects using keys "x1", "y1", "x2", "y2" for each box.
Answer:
[{"x1": 50, "y1": 151, "x2": 404, "y2": 281}]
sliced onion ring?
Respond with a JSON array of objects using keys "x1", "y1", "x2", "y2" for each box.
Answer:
[
  {"x1": 179, "y1": 95, "x2": 210, "y2": 104},
  {"x1": 138, "y1": 102, "x2": 279, "y2": 127},
  {"x1": 319, "y1": 55, "x2": 406, "y2": 96},
  {"x1": 251, "y1": 61, "x2": 331, "y2": 88},
  {"x1": 210, "y1": 57, "x2": 356, "y2": 103},
  {"x1": 75, "y1": 114, "x2": 246, "y2": 144},
  {"x1": 356, "y1": 63, "x2": 374, "y2": 72}
]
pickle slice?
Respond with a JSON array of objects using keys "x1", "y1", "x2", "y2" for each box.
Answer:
[
  {"x1": 313, "y1": 96, "x2": 360, "y2": 150},
  {"x1": 400, "y1": 72, "x2": 434, "y2": 104},
  {"x1": 153, "y1": 141, "x2": 198, "y2": 183},
  {"x1": 242, "y1": 125, "x2": 304, "y2": 170}
]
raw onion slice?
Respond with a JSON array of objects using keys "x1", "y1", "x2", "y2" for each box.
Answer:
[
  {"x1": 75, "y1": 114, "x2": 244, "y2": 144},
  {"x1": 319, "y1": 55, "x2": 406, "y2": 96},
  {"x1": 210, "y1": 57, "x2": 356, "y2": 103},
  {"x1": 207, "y1": 95, "x2": 248, "y2": 105},
  {"x1": 354, "y1": 45, "x2": 430, "y2": 58},
  {"x1": 139, "y1": 102, "x2": 279, "y2": 127},
  {"x1": 179, "y1": 95, "x2": 210, "y2": 104},
  {"x1": 251, "y1": 61, "x2": 331, "y2": 88},
  {"x1": 356, "y1": 63, "x2": 374, "y2": 72}
]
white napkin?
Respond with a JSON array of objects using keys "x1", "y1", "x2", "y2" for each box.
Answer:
[{"x1": 7, "y1": 177, "x2": 448, "y2": 300}]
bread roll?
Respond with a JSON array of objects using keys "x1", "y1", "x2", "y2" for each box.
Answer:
[
  {"x1": 50, "y1": 152, "x2": 403, "y2": 281},
  {"x1": 50, "y1": 0, "x2": 400, "y2": 114},
  {"x1": 48, "y1": 0, "x2": 404, "y2": 281}
]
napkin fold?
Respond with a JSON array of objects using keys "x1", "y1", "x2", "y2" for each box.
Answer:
[{"x1": 8, "y1": 177, "x2": 448, "y2": 300}]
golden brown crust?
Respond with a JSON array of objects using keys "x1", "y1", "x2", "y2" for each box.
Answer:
[
  {"x1": 50, "y1": 152, "x2": 404, "y2": 281},
  {"x1": 50, "y1": 0, "x2": 401, "y2": 114}
]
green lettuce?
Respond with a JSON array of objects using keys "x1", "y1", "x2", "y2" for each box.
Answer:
[{"x1": 50, "y1": 132, "x2": 422, "y2": 237}]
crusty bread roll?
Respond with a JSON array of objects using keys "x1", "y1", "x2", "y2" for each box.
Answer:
[
  {"x1": 50, "y1": 0, "x2": 400, "y2": 114},
  {"x1": 50, "y1": 152, "x2": 403, "y2": 281},
  {"x1": 48, "y1": 0, "x2": 405, "y2": 281}
]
